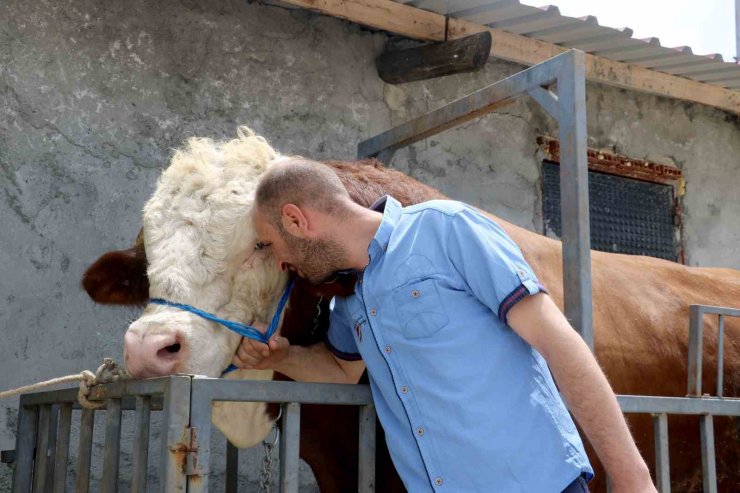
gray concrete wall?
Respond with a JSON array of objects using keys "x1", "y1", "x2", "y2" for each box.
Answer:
[{"x1": 1, "y1": 0, "x2": 738, "y2": 490}]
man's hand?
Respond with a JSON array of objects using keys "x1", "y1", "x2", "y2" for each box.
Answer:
[
  {"x1": 231, "y1": 321, "x2": 366, "y2": 384},
  {"x1": 232, "y1": 321, "x2": 291, "y2": 370}
]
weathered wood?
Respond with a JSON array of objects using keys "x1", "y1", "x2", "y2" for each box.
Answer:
[
  {"x1": 275, "y1": 0, "x2": 740, "y2": 115},
  {"x1": 377, "y1": 31, "x2": 491, "y2": 84}
]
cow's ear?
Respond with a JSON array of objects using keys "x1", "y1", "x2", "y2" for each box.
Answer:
[{"x1": 82, "y1": 244, "x2": 149, "y2": 305}]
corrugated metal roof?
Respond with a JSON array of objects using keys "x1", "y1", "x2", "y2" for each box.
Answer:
[{"x1": 394, "y1": 0, "x2": 740, "y2": 90}]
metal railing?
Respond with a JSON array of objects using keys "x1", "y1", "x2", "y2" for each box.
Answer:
[
  {"x1": 8, "y1": 303, "x2": 738, "y2": 492},
  {"x1": 9, "y1": 378, "x2": 375, "y2": 493}
]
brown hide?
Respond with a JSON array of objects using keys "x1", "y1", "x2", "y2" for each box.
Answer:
[{"x1": 83, "y1": 159, "x2": 740, "y2": 493}]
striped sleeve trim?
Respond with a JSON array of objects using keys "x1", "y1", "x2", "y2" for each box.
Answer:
[
  {"x1": 324, "y1": 337, "x2": 363, "y2": 361},
  {"x1": 498, "y1": 282, "x2": 548, "y2": 325}
]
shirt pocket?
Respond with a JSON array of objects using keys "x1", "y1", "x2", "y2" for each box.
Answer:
[{"x1": 392, "y1": 278, "x2": 449, "y2": 339}]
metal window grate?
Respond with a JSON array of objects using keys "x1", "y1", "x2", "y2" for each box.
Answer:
[{"x1": 542, "y1": 161, "x2": 678, "y2": 261}]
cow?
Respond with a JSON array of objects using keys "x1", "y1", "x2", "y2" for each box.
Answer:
[{"x1": 82, "y1": 127, "x2": 740, "y2": 492}]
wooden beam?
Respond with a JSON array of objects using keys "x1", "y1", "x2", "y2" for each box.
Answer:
[
  {"x1": 275, "y1": 0, "x2": 740, "y2": 115},
  {"x1": 377, "y1": 32, "x2": 492, "y2": 84}
]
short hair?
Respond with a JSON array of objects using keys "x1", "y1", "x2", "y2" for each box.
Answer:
[{"x1": 255, "y1": 158, "x2": 350, "y2": 226}]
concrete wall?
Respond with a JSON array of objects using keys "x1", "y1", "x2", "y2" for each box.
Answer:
[{"x1": 1, "y1": 0, "x2": 738, "y2": 490}]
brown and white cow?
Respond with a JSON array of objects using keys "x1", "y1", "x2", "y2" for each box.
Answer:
[{"x1": 83, "y1": 128, "x2": 740, "y2": 493}]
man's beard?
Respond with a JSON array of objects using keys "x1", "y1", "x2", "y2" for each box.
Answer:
[{"x1": 279, "y1": 230, "x2": 348, "y2": 285}]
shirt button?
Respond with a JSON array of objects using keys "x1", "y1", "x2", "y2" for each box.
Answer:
[
  {"x1": 383, "y1": 243, "x2": 388, "y2": 251},
  {"x1": 416, "y1": 427, "x2": 424, "y2": 436},
  {"x1": 434, "y1": 477, "x2": 444, "y2": 486},
  {"x1": 411, "y1": 289, "x2": 420, "y2": 298},
  {"x1": 401, "y1": 386, "x2": 409, "y2": 394},
  {"x1": 370, "y1": 308, "x2": 377, "y2": 316},
  {"x1": 384, "y1": 346, "x2": 391, "y2": 354}
]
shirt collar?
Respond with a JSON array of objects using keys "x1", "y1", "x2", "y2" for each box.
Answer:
[{"x1": 369, "y1": 195, "x2": 402, "y2": 254}]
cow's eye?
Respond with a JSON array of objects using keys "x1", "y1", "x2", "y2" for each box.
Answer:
[{"x1": 255, "y1": 242, "x2": 271, "y2": 251}]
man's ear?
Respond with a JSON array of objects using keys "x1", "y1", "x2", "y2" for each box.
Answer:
[{"x1": 281, "y1": 203, "x2": 310, "y2": 237}]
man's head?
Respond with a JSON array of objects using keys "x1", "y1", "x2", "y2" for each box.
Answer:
[{"x1": 253, "y1": 158, "x2": 351, "y2": 284}]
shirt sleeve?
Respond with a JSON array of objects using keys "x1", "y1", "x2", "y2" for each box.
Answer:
[
  {"x1": 325, "y1": 297, "x2": 362, "y2": 361},
  {"x1": 446, "y1": 208, "x2": 547, "y2": 325}
]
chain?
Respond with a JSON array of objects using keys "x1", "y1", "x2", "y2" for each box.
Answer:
[
  {"x1": 310, "y1": 296, "x2": 324, "y2": 337},
  {"x1": 258, "y1": 409, "x2": 282, "y2": 493}
]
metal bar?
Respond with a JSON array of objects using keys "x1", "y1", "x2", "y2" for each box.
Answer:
[
  {"x1": 556, "y1": 49, "x2": 593, "y2": 350},
  {"x1": 527, "y1": 86, "x2": 559, "y2": 119},
  {"x1": 53, "y1": 403, "x2": 73, "y2": 493},
  {"x1": 700, "y1": 415, "x2": 718, "y2": 493},
  {"x1": 717, "y1": 315, "x2": 725, "y2": 398},
  {"x1": 357, "y1": 50, "x2": 570, "y2": 158},
  {"x1": 12, "y1": 403, "x2": 38, "y2": 493},
  {"x1": 373, "y1": 149, "x2": 396, "y2": 165},
  {"x1": 131, "y1": 396, "x2": 151, "y2": 493},
  {"x1": 186, "y1": 381, "x2": 212, "y2": 493},
  {"x1": 688, "y1": 305, "x2": 704, "y2": 396},
  {"x1": 21, "y1": 378, "x2": 172, "y2": 407},
  {"x1": 161, "y1": 376, "x2": 192, "y2": 493},
  {"x1": 617, "y1": 395, "x2": 740, "y2": 416},
  {"x1": 691, "y1": 305, "x2": 740, "y2": 317},
  {"x1": 101, "y1": 399, "x2": 122, "y2": 493},
  {"x1": 45, "y1": 405, "x2": 60, "y2": 492},
  {"x1": 652, "y1": 413, "x2": 670, "y2": 493},
  {"x1": 32, "y1": 405, "x2": 52, "y2": 493},
  {"x1": 74, "y1": 408, "x2": 95, "y2": 493},
  {"x1": 225, "y1": 442, "x2": 238, "y2": 493},
  {"x1": 278, "y1": 403, "x2": 301, "y2": 493},
  {"x1": 358, "y1": 405, "x2": 377, "y2": 493},
  {"x1": 191, "y1": 378, "x2": 373, "y2": 406}
]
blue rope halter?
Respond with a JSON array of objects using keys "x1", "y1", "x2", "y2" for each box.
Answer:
[{"x1": 150, "y1": 277, "x2": 295, "y2": 375}]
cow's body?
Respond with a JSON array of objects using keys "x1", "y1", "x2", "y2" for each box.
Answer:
[{"x1": 84, "y1": 134, "x2": 739, "y2": 492}]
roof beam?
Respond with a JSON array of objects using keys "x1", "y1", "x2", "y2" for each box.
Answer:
[{"x1": 274, "y1": 0, "x2": 740, "y2": 114}]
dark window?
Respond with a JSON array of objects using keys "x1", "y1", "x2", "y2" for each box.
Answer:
[{"x1": 542, "y1": 161, "x2": 678, "y2": 261}]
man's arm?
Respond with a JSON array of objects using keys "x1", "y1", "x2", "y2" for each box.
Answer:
[
  {"x1": 232, "y1": 322, "x2": 366, "y2": 384},
  {"x1": 508, "y1": 292, "x2": 656, "y2": 493}
]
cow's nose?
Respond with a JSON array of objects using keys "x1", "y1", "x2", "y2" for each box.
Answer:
[{"x1": 124, "y1": 330, "x2": 184, "y2": 379}]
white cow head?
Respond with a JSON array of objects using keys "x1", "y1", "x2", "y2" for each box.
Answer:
[{"x1": 122, "y1": 127, "x2": 289, "y2": 446}]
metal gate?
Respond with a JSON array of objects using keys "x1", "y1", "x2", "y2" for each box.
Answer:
[
  {"x1": 10, "y1": 379, "x2": 376, "y2": 493},
  {"x1": 7, "y1": 304, "x2": 739, "y2": 493}
]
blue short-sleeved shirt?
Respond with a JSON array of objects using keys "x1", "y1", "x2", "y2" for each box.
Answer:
[{"x1": 326, "y1": 196, "x2": 593, "y2": 492}]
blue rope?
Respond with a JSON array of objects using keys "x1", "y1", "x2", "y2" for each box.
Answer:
[{"x1": 150, "y1": 277, "x2": 295, "y2": 376}]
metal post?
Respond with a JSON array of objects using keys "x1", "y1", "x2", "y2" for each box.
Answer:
[
  {"x1": 161, "y1": 376, "x2": 192, "y2": 493},
  {"x1": 687, "y1": 305, "x2": 704, "y2": 396},
  {"x1": 716, "y1": 315, "x2": 725, "y2": 398},
  {"x1": 188, "y1": 378, "x2": 213, "y2": 493},
  {"x1": 556, "y1": 49, "x2": 593, "y2": 350},
  {"x1": 32, "y1": 404, "x2": 51, "y2": 493},
  {"x1": 131, "y1": 396, "x2": 151, "y2": 493},
  {"x1": 225, "y1": 442, "x2": 239, "y2": 493},
  {"x1": 700, "y1": 415, "x2": 718, "y2": 493},
  {"x1": 53, "y1": 403, "x2": 73, "y2": 493},
  {"x1": 652, "y1": 413, "x2": 670, "y2": 493},
  {"x1": 358, "y1": 405, "x2": 377, "y2": 493},
  {"x1": 278, "y1": 403, "x2": 301, "y2": 493},
  {"x1": 75, "y1": 408, "x2": 95, "y2": 493},
  {"x1": 11, "y1": 402, "x2": 38, "y2": 493},
  {"x1": 102, "y1": 399, "x2": 123, "y2": 493}
]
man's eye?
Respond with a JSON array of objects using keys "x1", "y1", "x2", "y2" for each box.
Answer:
[{"x1": 255, "y1": 242, "x2": 271, "y2": 251}]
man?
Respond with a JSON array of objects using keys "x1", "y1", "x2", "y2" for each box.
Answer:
[{"x1": 234, "y1": 158, "x2": 656, "y2": 493}]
